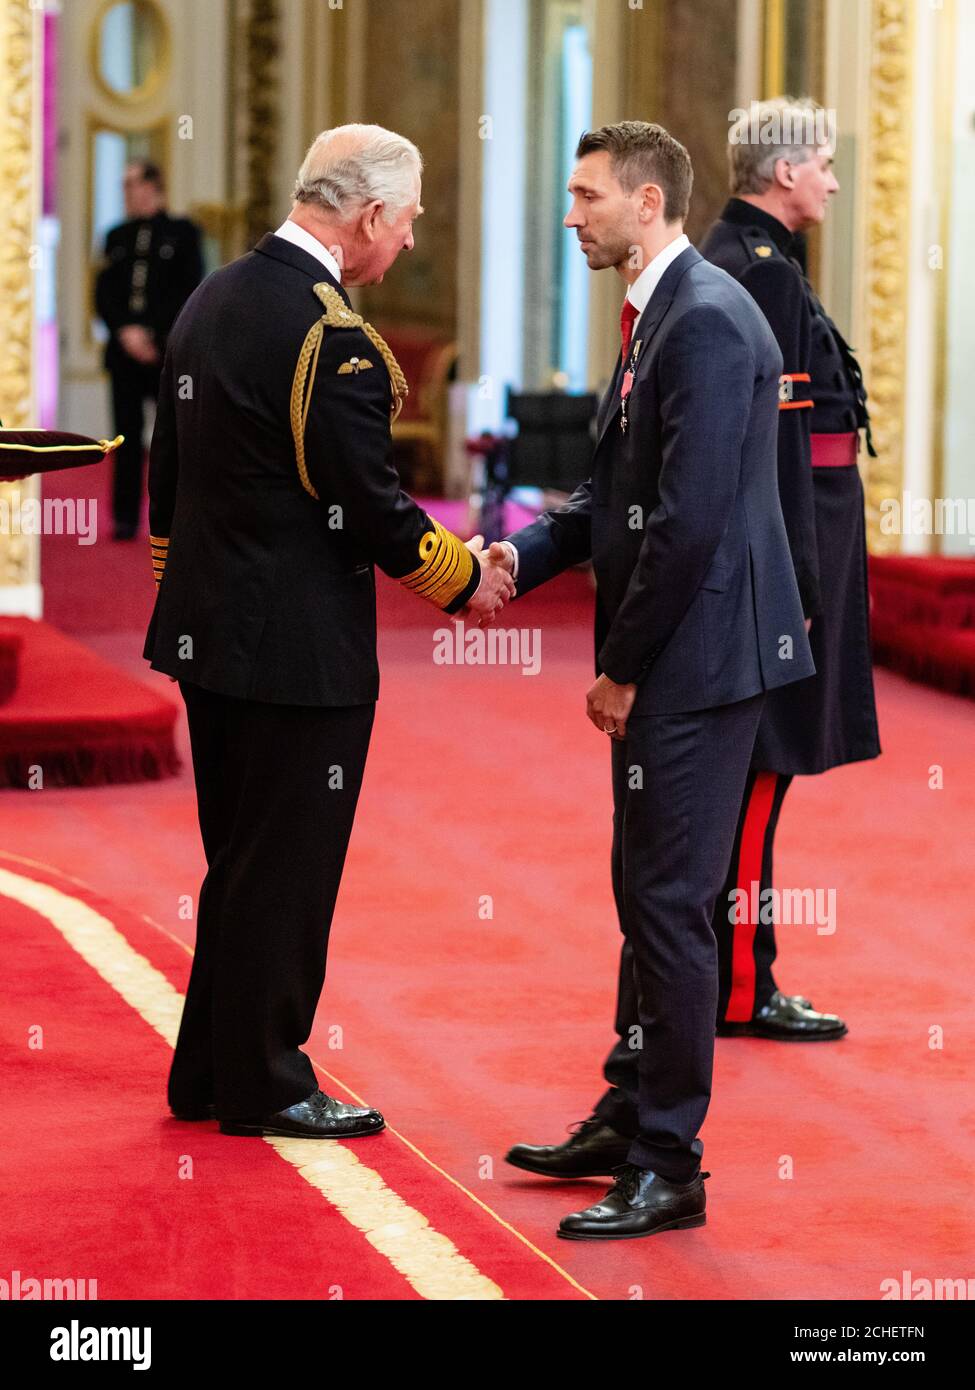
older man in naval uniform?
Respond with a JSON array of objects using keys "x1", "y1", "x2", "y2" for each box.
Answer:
[{"x1": 145, "y1": 125, "x2": 514, "y2": 1140}]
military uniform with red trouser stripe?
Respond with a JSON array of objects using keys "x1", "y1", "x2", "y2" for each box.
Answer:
[
  {"x1": 700, "y1": 198, "x2": 880, "y2": 1036},
  {"x1": 594, "y1": 202, "x2": 879, "y2": 1119}
]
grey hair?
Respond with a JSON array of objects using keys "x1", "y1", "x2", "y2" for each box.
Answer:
[
  {"x1": 293, "y1": 123, "x2": 422, "y2": 223},
  {"x1": 727, "y1": 97, "x2": 832, "y2": 196}
]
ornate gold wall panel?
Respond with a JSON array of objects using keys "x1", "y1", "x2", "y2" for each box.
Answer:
[
  {"x1": 762, "y1": 0, "x2": 827, "y2": 286},
  {"x1": 863, "y1": 0, "x2": 912, "y2": 552},
  {"x1": 623, "y1": 0, "x2": 739, "y2": 245},
  {"x1": 356, "y1": 0, "x2": 461, "y2": 335},
  {"x1": 243, "y1": 0, "x2": 281, "y2": 248},
  {"x1": 0, "y1": 0, "x2": 40, "y2": 595}
]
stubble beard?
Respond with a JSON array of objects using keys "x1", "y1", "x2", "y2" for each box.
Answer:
[{"x1": 581, "y1": 231, "x2": 634, "y2": 274}]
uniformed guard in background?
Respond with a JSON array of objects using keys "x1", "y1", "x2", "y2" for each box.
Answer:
[
  {"x1": 95, "y1": 160, "x2": 203, "y2": 539},
  {"x1": 697, "y1": 96, "x2": 881, "y2": 1041}
]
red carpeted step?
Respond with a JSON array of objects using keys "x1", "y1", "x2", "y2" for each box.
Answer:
[
  {"x1": 871, "y1": 613, "x2": 975, "y2": 697},
  {"x1": 869, "y1": 554, "x2": 975, "y2": 632},
  {"x1": 0, "y1": 626, "x2": 23, "y2": 706},
  {"x1": 0, "y1": 618, "x2": 179, "y2": 788},
  {"x1": 870, "y1": 556, "x2": 975, "y2": 696}
]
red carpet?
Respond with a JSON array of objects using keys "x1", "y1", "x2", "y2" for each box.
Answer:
[
  {"x1": 0, "y1": 853, "x2": 589, "y2": 1300},
  {"x1": 2, "y1": 488, "x2": 972, "y2": 1299}
]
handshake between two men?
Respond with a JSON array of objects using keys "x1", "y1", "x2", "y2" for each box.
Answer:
[{"x1": 460, "y1": 535, "x2": 517, "y2": 627}]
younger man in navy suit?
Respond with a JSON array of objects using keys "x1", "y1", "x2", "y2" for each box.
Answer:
[{"x1": 496, "y1": 123, "x2": 814, "y2": 1239}]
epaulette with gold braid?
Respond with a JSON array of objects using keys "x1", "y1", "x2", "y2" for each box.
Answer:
[{"x1": 290, "y1": 283, "x2": 409, "y2": 503}]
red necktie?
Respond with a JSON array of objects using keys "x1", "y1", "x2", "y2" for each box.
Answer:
[{"x1": 620, "y1": 298, "x2": 639, "y2": 360}]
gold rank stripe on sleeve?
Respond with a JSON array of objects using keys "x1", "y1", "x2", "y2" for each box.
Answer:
[
  {"x1": 150, "y1": 534, "x2": 169, "y2": 586},
  {"x1": 400, "y1": 519, "x2": 475, "y2": 610}
]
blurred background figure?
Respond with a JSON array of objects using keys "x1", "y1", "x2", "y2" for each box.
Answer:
[{"x1": 95, "y1": 159, "x2": 203, "y2": 539}]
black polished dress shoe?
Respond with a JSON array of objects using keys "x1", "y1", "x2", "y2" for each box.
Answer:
[
  {"x1": 219, "y1": 1088, "x2": 385, "y2": 1139},
  {"x1": 170, "y1": 1102, "x2": 216, "y2": 1121},
  {"x1": 558, "y1": 1164, "x2": 708, "y2": 1241},
  {"x1": 717, "y1": 989, "x2": 847, "y2": 1040},
  {"x1": 505, "y1": 1117, "x2": 633, "y2": 1179}
]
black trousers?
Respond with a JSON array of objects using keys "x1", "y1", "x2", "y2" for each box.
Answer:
[
  {"x1": 108, "y1": 357, "x2": 161, "y2": 529},
  {"x1": 596, "y1": 761, "x2": 791, "y2": 1148},
  {"x1": 592, "y1": 695, "x2": 765, "y2": 1181},
  {"x1": 169, "y1": 682, "x2": 375, "y2": 1119}
]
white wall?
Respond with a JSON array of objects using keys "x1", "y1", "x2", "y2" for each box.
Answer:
[
  {"x1": 942, "y1": 0, "x2": 975, "y2": 554},
  {"x1": 58, "y1": 0, "x2": 230, "y2": 439},
  {"x1": 468, "y1": 0, "x2": 529, "y2": 434}
]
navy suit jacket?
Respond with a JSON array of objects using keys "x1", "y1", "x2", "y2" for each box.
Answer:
[{"x1": 507, "y1": 245, "x2": 815, "y2": 715}]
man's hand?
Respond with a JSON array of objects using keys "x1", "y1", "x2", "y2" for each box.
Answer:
[
  {"x1": 586, "y1": 673, "x2": 637, "y2": 741},
  {"x1": 485, "y1": 540, "x2": 514, "y2": 573},
  {"x1": 118, "y1": 325, "x2": 160, "y2": 366},
  {"x1": 462, "y1": 534, "x2": 516, "y2": 626}
]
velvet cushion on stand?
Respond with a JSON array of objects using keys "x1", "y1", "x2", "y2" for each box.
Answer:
[{"x1": 0, "y1": 429, "x2": 122, "y2": 478}]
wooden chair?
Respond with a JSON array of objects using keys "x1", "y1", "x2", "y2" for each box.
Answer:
[{"x1": 377, "y1": 324, "x2": 458, "y2": 491}]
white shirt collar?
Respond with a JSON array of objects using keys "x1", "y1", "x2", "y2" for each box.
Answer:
[
  {"x1": 274, "y1": 218, "x2": 343, "y2": 284},
  {"x1": 625, "y1": 233, "x2": 690, "y2": 317}
]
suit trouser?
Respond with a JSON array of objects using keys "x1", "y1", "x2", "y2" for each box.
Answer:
[
  {"x1": 169, "y1": 681, "x2": 375, "y2": 1118},
  {"x1": 108, "y1": 357, "x2": 161, "y2": 529},
  {"x1": 592, "y1": 694, "x2": 765, "y2": 1181},
  {"x1": 596, "y1": 761, "x2": 790, "y2": 1144}
]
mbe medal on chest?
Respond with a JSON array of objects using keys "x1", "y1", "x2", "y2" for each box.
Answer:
[{"x1": 620, "y1": 340, "x2": 640, "y2": 433}]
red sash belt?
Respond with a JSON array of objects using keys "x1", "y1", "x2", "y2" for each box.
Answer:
[{"x1": 810, "y1": 431, "x2": 858, "y2": 468}]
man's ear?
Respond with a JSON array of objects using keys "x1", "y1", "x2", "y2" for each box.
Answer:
[
  {"x1": 361, "y1": 199, "x2": 385, "y2": 240},
  {"x1": 639, "y1": 183, "x2": 665, "y2": 222},
  {"x1": 773, "y1": 156, "x2": 795, "y2": 190}
]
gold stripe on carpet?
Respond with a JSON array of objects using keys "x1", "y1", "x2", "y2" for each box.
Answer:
[{"x1": 0, "y1": 866, "x2": 503, "y2": 1301}]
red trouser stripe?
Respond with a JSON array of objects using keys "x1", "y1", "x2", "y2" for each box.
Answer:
[{"x1": 725, "y1": 771, "x2": 779, "y2": 1022}]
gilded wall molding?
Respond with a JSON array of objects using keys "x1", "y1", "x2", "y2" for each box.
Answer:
[
  {"x1": 243, "y1": 0, "x2": 281, "y2": 249},
  {"x1": 0, "y1": 0, "x2": 40, "y2": 592},
  {"x1": 863, "y1": 0, "x2": 913, "y2": 552}
]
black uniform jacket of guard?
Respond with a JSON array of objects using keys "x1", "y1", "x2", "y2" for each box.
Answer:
[
  {"x1": 700, "y1": 199, "x2": 881, "y2": 773},
  {"x1": 95, "y1": 211, "x2": 204, "y2": 370},
  {"x1": 508, "y1": 245, "x2": 815, "y2": 716},
  {"x1": 143, "y1": 233, "x2": 479, "y2": 706}
]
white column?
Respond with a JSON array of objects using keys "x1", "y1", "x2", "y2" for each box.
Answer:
[
  {"x1": 0, "y1": 0, "x2": 43, "y2": 618},
  {"x1": 899, "y1": 0, "x2": 942, "y2": 553},
  {"x1": 941, "y1": 0, "x2": 975, "y2": 554},
  {"x1": 469, "y1": 0, "x2": 529, "y2": 433}
]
